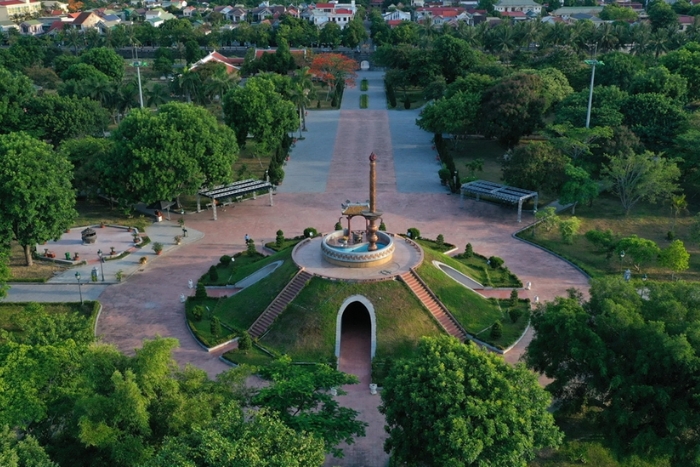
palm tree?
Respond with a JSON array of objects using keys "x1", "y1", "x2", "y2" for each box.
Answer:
[
  {"x1": 115, "y1": 80, "x2": 140, "y2": 121},
  {"x1": 594, "y1": 23, "x2": 619, "y2": 52},
  {"x1": 84, "y1": 28, "x2": 102, "y2": 49},
  {"x1": 203, "y1": 67, "x2": 239, "y2": 104},
  {"x1": 515, "y1": 20, "x2": 541, "y2": 49},
  {"x1": 62, "y1": 27, "x2": 84, "y2": 55},
  {"x1": 292, "y1": 66, "x2": 315, "y2": 132},
  {"x1": 542, "y1": 22, "x2": 570, "y2": 49},
  {"x1": 453, "y1": 21, "x2": 481, "y2": 48},
  {"x1": 418, "y1": 16, "x2": 439, "y2": 47},
  {"x1": 485, "y1": 24, "x2": 517, "y2": 63},
  {"x1": 145, "y1": 83, "x2": 170, "y2": 109},
  {"x1": 685, "y1": 16, "x2": 700, "y2": 43},
  {"x1": 175, "y1": 68, "x2": 202, "y2": 104},
  {"x1": 630, "y1": 23, "x2": 652, "y2": 56}
]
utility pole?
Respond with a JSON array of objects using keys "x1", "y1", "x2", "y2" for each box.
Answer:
[{"x1": 132, "y1": 48, "x2": 147, "y2": 109}]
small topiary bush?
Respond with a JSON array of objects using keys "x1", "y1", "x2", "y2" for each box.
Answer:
[
  {"x1": 209, "y1": 265, "x2": 219, "y2": 282},
  {"x1": 238, "y1": 331, "x2": 252, "y2": 353},
  {"x1": 490, "y1": 320, "x2": 503, "y2": 339},
  {"x1": 465, "y1": 243, "x2": 473, "y2": 258},
  {"x1": 304, "y1": 227, "x2": 318, "y2": 238},
  {"x1": 195, "y1": 282, "x2": 207, "y2": 299},
  {"x1": 509, "y1": 308, "x2": 523, "y2": 324},
  {"x1": 334, "y1": 221, "x2": 342, "y2": 231},
  {"x1": 436, "y1": 234, "x2": 444, "y2": 246},
  {"x1": 509, "y1": 289, "x2": 518, "y2": 307},
  {"x1": 360, "y1": 94, "x2": 368, "y2": 108},
  {"x1": 407, "y1": 227, "x2": 420, "y2": 239},
  {"x1": 211, "y1": 316, "x2": 222, "y2": 338},
  {"x1": 379, "y1": 221, "x2": 386, "y2": 231},
  {"x1": 488, "y1": 256, "x2": 504, "y2": 269},
  {"x1": 191, "y1": 305, "x2": 205, "y2": 322},
  {"x1": 276, "y1": 229, "x2": 284, "y2": 248},
  {"x1": 219, "y1": 255, "x2": 232, "y2": 267},
  {"x1": 246, "y1": 238, "x2": 257, "y2": 256}
]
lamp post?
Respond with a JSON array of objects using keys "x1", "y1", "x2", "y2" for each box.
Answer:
[
  {"x1": 75, "y1": 272, "x2": 83, "y2": 304},
  {"x1": 131, "y1": 54, "x2": 148, "y2": 109},
  {"x1": 584, "y1": 56, "x2": 604, "y2": 129},
  {"x1": 619, "y1": 250, "x2": 625, "y2": 273},
  {"x1": 97, "y1": 249, "x2": 105, "y2": 282}
]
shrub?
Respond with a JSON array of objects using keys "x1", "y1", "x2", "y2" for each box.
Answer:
[
  {"x1": 379, "y1": 221, "x2": 387, "y2": 231},
  {"x1": 238, "y1": 331, "x2": 252, "y2": 352},
  {"x1": 465, "y1": 243, "x2": 473, "y2": 257},
  {"x1": 436, "y1": 234, "x2": 444, "y2": 246},
  {"x1": 403, "y1": 98, "x2": 411, "y2": 109},
  {"x1": 360, "y1": 94, "x2": 368, "y2": 108},
  {"x1": 152, "y1": 242, "x2": 163, "y2": 254},
  {"x1": 490, "y1": 320, "x2": 503, "y2": 339},
  {"x1": 407, "y1": 227, "x2": 420, "y2": 239},
  {"x1": 195, "y1": 282, "x2": 207, "y2": 299},
  {"x1": 219, "y1": 255, "x2": 232, "y2": 267},
  {"x1": 509, "y1": 289, "x2": 518, "y2": 307},
  {"x1": 361, "y1": 78, "x2": 368, "y2": 91},
  {"x1": 209, "y1": 265, "x2": 219, "y2": 282},
  {"x1": 488, "y1": 256, "x2": 504, "y2": 269},
  {"x1": 211, "y1": 316, "x2": 221, "y2": 338},
  {"x1": 334, "y1": 221, "x2": 342, "y2": 231},
  {"x1": 438, "y1": 167, "x2": 451, "y2": 186},
  {"x1": 269, "y1": 165, "x2": 285, "y2": 185},
  {"x1": 508, "y1": 308, "x2": 523, "y2": 324},
  {"x1": 559, "y1": 216, "x2": 581, "y2": 244},
  {"x1": 246, "y1": 239, "x2": 257, "y2": 256},
  {"x1": 386, "y1": 82, "x2": 397, "y2": 108},
  {"x1": 667, "y1": 230, "x2": 675, "y2": 241},
  {"x1": 191, "y1": 305, "x2": 205, "y2": 322},
  {"x1": 276, "y1": 229, "x2": 284, "y2": 248},
  {"x1": 304, "y1": 227, "x2": 318, "y2": 238}
]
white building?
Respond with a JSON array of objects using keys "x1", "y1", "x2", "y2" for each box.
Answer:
[
  {"x1": 493, "y1": 0, "x2": 541, "y2": 14},
  {"x1": 0, "y1": 0, "x2": 42, "y2": 22},
  {"x1": 310, "y1": 0, "x2": 357, "y2": 29}
]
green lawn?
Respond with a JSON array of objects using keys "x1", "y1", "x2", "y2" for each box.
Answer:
[
  {"x1": 264, "y1": 237, "x2": 304, "y2": 253},
  {"x1": 199, "y1": 251, "x2": 267, "y2": 286},
  {"x1": 449, "y1": 138, "x2": 505, "y2": 184},
  {"x1": 260, "y1": 277, "x2": 443, "y2": 363},
  {"x1": 185, "y1": 297, "x2": 235, "y2": 347},
  {"x1": 223, "y1": 344, "x2": 274, "y2": 367},
  {"x1": 0, "y1": 301, "x2": 99, "y2": 341},
  {"x1": 73, "y1": 198, "x2": 151, "y2": 232},
  {"x1": 416, "y1": 247, "x2": 528, "y2": 349},
  {"x1": 517, "y1": 195, "x2": 700, "y2": 282},
  {"x1": 214, "y1": 249, "x2": 300, "y2": 331}
]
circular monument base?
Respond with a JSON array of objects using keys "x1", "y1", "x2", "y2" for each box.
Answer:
[
  {"x1": 292, "y1": 233, "x2": 423, "y2": 281},
  {"x1": 321, "y1": 230, "x2": 395, "y2": 268}
]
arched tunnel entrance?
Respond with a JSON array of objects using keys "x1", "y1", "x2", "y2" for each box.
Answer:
[{"x1": 336, "y1": 296, "x2": 376, "y2": 386}]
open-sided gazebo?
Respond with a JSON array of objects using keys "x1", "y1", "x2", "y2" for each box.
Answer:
[
  {"x1": 198, "y1": 178, "x2": 273, "y2": 220},
  {"x1": 460, "y1": 180, "x2": 538, "y2": 222}
]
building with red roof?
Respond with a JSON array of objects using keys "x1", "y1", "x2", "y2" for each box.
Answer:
[{"x1": 310, "y1": 0, "x2": 357, "y2": 29}]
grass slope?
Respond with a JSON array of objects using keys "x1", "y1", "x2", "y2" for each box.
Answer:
[
  {"x1": 416, "y1": 247, "x2": 529, "y2": 349},
  {"x1": 260, "y1": 277, "x2": 443, "y2": 362},
  {"x1": 215, "y1": 249, "x2": 299, "y2": 331}
]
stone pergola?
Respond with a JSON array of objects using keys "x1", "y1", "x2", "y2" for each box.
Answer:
[
  {"x1": 198, "y1": 178, "x2": 273, "y2": 220},
  {"x1": 460, "y1": 180, "x2": 538, "y2": 222}
]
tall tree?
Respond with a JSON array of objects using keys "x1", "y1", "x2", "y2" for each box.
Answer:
[
  {"x1": 502, "y1": 141, "x2": 569, "y2": 193},
  {"x1": 559, "y1": 163, "x2": 599, "y2": 214},
  {"x1": 480, "y1": 73, "x2": 546, "y2": 147},
  {"x1": 381, "y1": 336, "x2": 562, "y2": 466},
  {"x1": 78, "y1": 47, "x2": 124, "y2": 82},
  {"x1": 0, "y1": 132, "x2": 76, "y2": 266},
  {"x1": 223, "y1": 75, "x2": 297, "y2": 151},
  {"x1": 253, "y1": 357, "x2": 367, "y2": 458},
  {"x1": 602, "y1": 150, "x2": 681, "y2": 215},
  {"x1": 526, "y1": 278, "x2": 700, "y2": 465},
  {"x1": 103, "y1": 103, "x2": 238, "y2": 206},
  {"x1": 0, "y1": 66, "x2": 35, "y2": 134},
  {"x1": 658, "y1": 239, "x2": 690, "y2": 279}
]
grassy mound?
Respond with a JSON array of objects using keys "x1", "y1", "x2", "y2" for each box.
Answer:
[
  {"x1": 259, "y1": 277, "x2": 443, "y2": 362},
  {"x1": 416, "y1": 247, "x2": 529, "y2": 349}
]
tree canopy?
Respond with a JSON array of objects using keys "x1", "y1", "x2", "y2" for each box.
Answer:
[
  {"x1": 103, "y1": 102, "x2": 238, "y2": 206},
  {"x1": 380, "y1": 336, "x2": 562, "y2": 466},
  {"x1": 525, "y1": 278, "x2": 700, "y2": 465},
  {"x1": 0, "y1": 132, "x2": 76, "y2": 266}
]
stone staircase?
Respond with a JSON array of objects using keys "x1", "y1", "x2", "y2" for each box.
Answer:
[
  {"x1": 248, "y1": 270, "x2": 313, "y2": 339},
  {"x1": 399, "y1": 270, "x2": 468, "y2": 341}
]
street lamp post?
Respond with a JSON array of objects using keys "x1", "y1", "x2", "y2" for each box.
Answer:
[
  {"x1": 584, "y1": 58, "x2": 604, "y2": 129},
  {"x1": 131, "y1": 54, "x2": 148, "y2": 109},
  {"x1": 97, "y1": 249, "x2": 105, "y2": 282},
  {"x1": 619, "y1": 250, "x2": 625, "y2": 273},
  {"x1": 75, "y1": 272, "x2": 83, "y2": 304}
]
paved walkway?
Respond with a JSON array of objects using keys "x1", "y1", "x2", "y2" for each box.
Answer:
[{"x1": 3, "y1": 71, "x2": 590, "y2": 466}]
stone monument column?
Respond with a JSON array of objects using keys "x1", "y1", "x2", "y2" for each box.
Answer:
[{"x1": 364, "y1": 152, "x2": 382, "y2": 252}]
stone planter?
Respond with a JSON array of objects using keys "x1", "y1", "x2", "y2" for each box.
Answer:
[{"x1": 81, "y1": 227, "x2": 97, "y2": 244}]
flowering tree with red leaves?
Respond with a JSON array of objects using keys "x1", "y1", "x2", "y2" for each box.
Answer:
[{"x1": 310, "y1": 53, "x2": 358, "y2": 103}]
